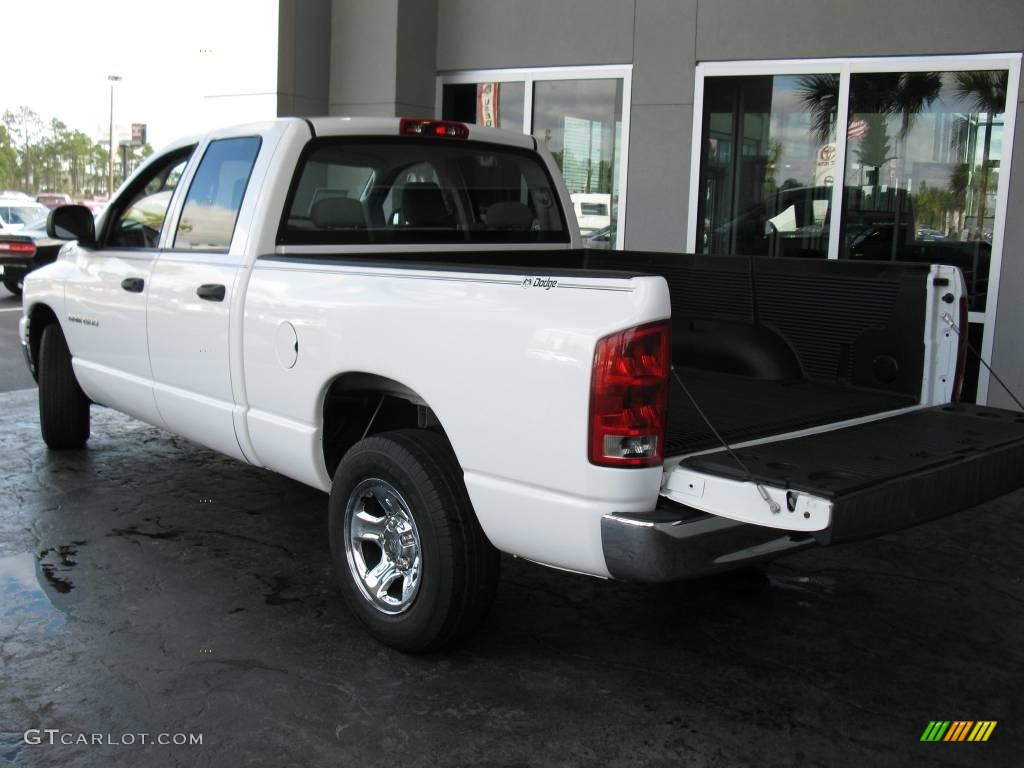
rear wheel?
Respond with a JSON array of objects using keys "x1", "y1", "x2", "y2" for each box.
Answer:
[
  {"x1": 38, "y1": 323, "x2": 90, "y2": 449},
  {"x1": 328, "y1": 429, "x2": 500, "y2": 652},
  {"x1": 2, "y1": 272, "x2": 23, "y2": 297}
]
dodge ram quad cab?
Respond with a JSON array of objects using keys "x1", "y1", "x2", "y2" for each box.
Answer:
[{"x1": 20, "y1": 117, "x2": 1024, "y2": 651}]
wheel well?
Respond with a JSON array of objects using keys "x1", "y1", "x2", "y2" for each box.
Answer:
[
  {"x1": 27, "y1": 303, "x2": 59, "y2": 378},
  {"x1": 321, "y1": 373, "x2": 445, "y2": 478}
]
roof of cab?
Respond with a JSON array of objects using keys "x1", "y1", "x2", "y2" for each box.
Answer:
[{"x1": 304, "y1": 116, "x2": 537, "y2": 151}]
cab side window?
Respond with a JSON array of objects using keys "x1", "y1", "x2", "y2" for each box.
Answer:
[
  {"x1": 174, "y1": 137, "x2": 261, "y2": 251},
  {"x1": 105, "y1": 148, "x2": 193, "y2": 249}
]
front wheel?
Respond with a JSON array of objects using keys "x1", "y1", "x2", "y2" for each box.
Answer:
[
  {"x1": 38, "y1": 323, "x2": 90, "y2": 449},
  {"x1": 329, "y1": 429, "x2": 499, "y2": 652}
]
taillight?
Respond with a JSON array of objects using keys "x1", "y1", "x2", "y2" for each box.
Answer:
[
  {"x1": 0, "y1": 241, "x2": 36, "y2": 256},
  {"x1": 399, "y1": 118, "x2": 470, "y2": 139},
  {"x1": 589, "y1": 321, "x2": 671, "y2": 467},
  {"x1": 951, "y1": 296, "x2": 969, "y2": 402}
]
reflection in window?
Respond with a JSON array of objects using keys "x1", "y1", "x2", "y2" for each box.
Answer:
[
  {"x1": 108, "y1": 152, "x2": 193, "y2": 249},
  {"x1": 175, "y1": 137, "x2": 261, "y2": 251},
  {"x1": 532, "y1": 79, "x2": 622, "y2": 244},
  {"x1": 698, "y1": 74, "x2": 837, "y2": 259},
  {"x1": 836, "y1": 70, "x2": 1007, "y2": 313},
  {"x1": 442, "y1": 82, "x2": 525, "y2": 131}
]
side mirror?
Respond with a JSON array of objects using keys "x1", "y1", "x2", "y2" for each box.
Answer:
[{"x1": 47, "y1": 205, "x2": 97, "y2": 246}]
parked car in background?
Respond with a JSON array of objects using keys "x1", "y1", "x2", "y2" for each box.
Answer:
[
  {"x1": 36, "y1": 192, "x2": 74, "y2": 209},
  {"x1": 76, "y1": 199, "x2": 107, "y2": 215},
  {"x1": 583, "y1": 224, "x2": 613, "y2": 249},
  {"x1": 0, "y1": 190, "x2": 33, "y2": 200},
  {"x1": 0, "y1": 216, "x2": 69, "y2": 296},
  {"x1": 569, "y1": 192, "x2": 611, "y2": 235},
  {"x1": 0, "y1": 198, "x2": 48, "y2": 233}
]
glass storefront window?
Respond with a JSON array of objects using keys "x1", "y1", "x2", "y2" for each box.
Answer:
[
  {"x1": 697, "y1": 74, "x2": 837, "y2": 259},
  {"x1": 838, "y1": 70, "x2": 1008, "y2": 314},
  {"x1": 531, "y1": 79, "x2": 623, "y2": 246},
  {"x1": 441, "y1": 71, "x2": 629, "y2": 248},
  {"x1": 691, "y1": 58, "x2": 1017, "y2": 404},
  {"x1": 441, "y1": 82, "x2": 525, "y2": 132}
]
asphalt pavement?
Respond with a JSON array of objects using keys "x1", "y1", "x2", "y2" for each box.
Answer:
[
  {"x1": 0, "y1": 388, "x2": 1021, "y2": 767},
  {"x1": 0, "y1": 290, "x2": 35, "y2": 393}
]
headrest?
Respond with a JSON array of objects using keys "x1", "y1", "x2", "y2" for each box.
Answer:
[
  {"x1": 483, "y1": 201, "x2": 534, "y2": 230},
  {"x1": 311, "y1": 197, "x2": 367, "y2": 229},
  {"x1": 401, "y1": 182, "x2": 449, "y2": 226}
]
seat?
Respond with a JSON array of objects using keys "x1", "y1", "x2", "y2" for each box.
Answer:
[
  {"x1": 399, "y1": 182, "x2": 451, "y2": 227},
  {"x1": 310, "y1": 197, "x2": 369, "y2": 230},
  {"x1": 483, "y1": 201, "x2": 535, "y2": 231}
]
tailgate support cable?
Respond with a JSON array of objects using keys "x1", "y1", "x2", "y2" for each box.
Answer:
[
  {"x1": 670, "y1": 366, "x2": 781, "y2": 514},
  {"x1": 941, "y1": 313, "x2": 1024, "y2": 410}
]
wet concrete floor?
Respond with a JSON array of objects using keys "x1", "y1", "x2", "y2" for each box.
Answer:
[{"x1": 1, "y1": 388, "x2": 1021, "y2": 767}]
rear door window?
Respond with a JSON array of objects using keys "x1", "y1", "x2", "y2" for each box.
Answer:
[{"x1": 174, "y1": 137, "x2": 261, "y2": 251}]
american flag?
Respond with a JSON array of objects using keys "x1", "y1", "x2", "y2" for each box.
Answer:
[{"x1": 847, "y1": 118, "x2": 868, "y2": 140}]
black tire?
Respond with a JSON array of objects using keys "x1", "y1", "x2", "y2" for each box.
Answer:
[
  {"x1": 3, "y1": 272, "x2": 23, "y2": 297},
  {"x1": 38, "y1": 323, "x2": 90, "y2": 449},
  {"x1": 329, "y1": 429, "x2": 500, "y2": 652}
]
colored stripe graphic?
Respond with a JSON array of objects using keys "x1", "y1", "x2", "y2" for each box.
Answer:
[
  {"x1": 968, "y1": 722, "x2": 997, "y2": 742},
  {"x1": 920, "y1": 720, "x2": 996, "y2": 742},
  {"x1": 944, "y1": 721, "x2": 972, "y2": 741},
  {"x1": 921, "y1": 721, "x2": 950, "y2": 741}
]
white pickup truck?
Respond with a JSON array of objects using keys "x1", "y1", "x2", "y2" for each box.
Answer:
[{"x1": 20, "y1": 117, "x2": 1024, "y2": 651}]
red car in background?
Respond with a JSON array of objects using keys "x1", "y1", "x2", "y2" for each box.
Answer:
[{"x1": 36, "y1": 192, "x2": 74, "y2": 209}]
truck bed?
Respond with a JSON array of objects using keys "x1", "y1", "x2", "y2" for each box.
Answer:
[
  {"x1": 665, "y1": 367, "x2": 916, "y2": 455},
  {"x1": 281, "y1": 249, "x2": 938, "y2": 460}
]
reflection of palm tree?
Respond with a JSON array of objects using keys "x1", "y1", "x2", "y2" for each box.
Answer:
[
  {"x1": 854, "y1": 114, "x2": 897, "y2": 187},
  {"x1": 797, "y1": 72, "x2": 943, "y2": 143},
  {"x1": 796, "y1": 74, "x2": 839, "y2": 143},
  {"x1": 951, "y1": 70, "x2": 1007, "y2": 237}
]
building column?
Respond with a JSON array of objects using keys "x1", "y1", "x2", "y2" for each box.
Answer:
[{"x1": 327, "y1": 0, "x2": 438, "y2": 118}]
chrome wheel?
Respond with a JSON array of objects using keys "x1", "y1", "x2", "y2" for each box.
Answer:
[{"x1": 344, "y1": 478, "x2": 423, "y2": 615}]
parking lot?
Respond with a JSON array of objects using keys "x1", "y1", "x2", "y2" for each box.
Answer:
[{"x1": 0, "y1": 307, "x2": 1021, "y2": 766}]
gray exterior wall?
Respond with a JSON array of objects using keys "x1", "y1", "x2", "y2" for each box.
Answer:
[
  {"x1": 278, "y1": 0, "x2": 1024, "y2": 406},
  {"x1": 277, "y1": 0, "x2": 331, "y2": 117}
]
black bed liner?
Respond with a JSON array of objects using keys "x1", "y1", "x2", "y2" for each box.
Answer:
[
  {"x1": 666, "y1": 367, "x2": 916, "y2": 455},
  {"x1": 680, "y1": 404, "x2": 1024, "y2": 542}
]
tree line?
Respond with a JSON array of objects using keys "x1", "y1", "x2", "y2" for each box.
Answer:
[{"x1": 0, "y1": 106, "x2": 153, "y2": 198}]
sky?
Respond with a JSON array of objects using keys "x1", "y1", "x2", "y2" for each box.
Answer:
[{"x1": 2, "y1": 0, "x2": 278, "y2": 151}]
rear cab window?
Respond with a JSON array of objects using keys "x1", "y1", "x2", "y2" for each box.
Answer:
[{"x1": 278, "y1": 138, "x2": 568, "y2": 246}]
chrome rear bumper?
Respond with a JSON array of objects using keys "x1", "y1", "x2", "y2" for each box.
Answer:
[{"x1": 601, "y1": 505, "x2": 819, "y2": 583}]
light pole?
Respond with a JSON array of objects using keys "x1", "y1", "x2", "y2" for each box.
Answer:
[{"x1": 107, "y1": 75, "x2": 122, "y2": 198}]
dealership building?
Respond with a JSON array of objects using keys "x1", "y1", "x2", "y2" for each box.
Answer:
[{"x1": 275, "y1": 0, "x2": 1023, "y2": 408}]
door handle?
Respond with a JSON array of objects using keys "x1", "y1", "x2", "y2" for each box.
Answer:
[
  {"x1": 121, "y1": 277, "x2": 145, "y2": 293},
  {"x1": 196, "y1": 283, "x2": 226, "y2": 302}
]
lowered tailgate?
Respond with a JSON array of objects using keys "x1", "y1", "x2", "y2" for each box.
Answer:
[{"x1": 663, "y1": 404, "x2": 1024, "y2": 543}]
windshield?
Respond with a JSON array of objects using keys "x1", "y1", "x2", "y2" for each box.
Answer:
[
  {"x1": 1, "y1": 204, "x2": 47, "y2": 228},
  {"x1": 279, "y1": 138, "x2": 569, "y2": 245}
]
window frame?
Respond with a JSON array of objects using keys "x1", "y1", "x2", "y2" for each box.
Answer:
[
  {"x1": 436, "y1": 64, "x2": 633, "y2": 249},
  {"x1": 688, "y1": 53, "x2": 1022, "y2": 405}
]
